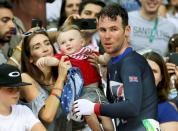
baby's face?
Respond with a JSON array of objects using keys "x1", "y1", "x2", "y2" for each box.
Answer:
[{"x1": 58, "y1": 29, "x2": 84, "y2": 55}]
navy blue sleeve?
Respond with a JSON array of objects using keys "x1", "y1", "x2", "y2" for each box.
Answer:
[{"x1": 100, "y1": 58, "x2": 143, "y2": 118}]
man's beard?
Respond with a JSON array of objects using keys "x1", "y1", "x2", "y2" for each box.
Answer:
[{"x1": 0, "y1": 37, "x2": 10, "y2": 45}]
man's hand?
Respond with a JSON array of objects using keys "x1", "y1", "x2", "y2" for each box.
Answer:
[{"x1": 73, "y1": 99, "x2": 95, "y2": 116}]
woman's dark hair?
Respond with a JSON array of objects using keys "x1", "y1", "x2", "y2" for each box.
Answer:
[
  {"x1": 21, "y1": 31, "x2": 58, "y2": 85},
  {"x1": 97, "y1": 3, "x2": 128, "y2": 28},
  {"x1": 168, "y1": 34, "x2": 178, "y2": 53},
  {"x1": 143, "y1": 51, "x2": 170, "y2": 102},
  {"x1": 58, "y1": 0, "x2": 66, "y2": 28}
]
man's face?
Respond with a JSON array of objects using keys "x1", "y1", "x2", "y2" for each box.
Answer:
[
  {"x1": 65, "y1": 0, "x2": 81, "y2": 17},
  {"x1": 80, "y1": 3, "x2": 103, "y2": 19},
  {"x1": 98, "y1": 16, "x2": 130, "y2": 57},
  {"x1": 0, "y1": 87, "x2": 20, "y2": 106},
  {"x1": 140, "y1": 0, "x2": 162, "y2": 14},
  {"x1": 80, "y1": 3, "x2": 103, "y2": 36},
  {"x1": 0, "y1": 8, "x2": 15, "y2": 43}
]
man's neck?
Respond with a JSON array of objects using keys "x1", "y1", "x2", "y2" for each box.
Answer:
[
  {"x1": 140, "y1": 9, "x2": 158, "y2": 20},
  {"x1": 111, "y1": 40, "x2": 129, "y2": 57}
]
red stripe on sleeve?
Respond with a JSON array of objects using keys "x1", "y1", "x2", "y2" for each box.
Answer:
[{"x1": 94, "y1": 103, "x2": 101, "y2": 116}]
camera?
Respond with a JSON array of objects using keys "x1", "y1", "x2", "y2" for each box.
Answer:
[
  {"x1": 168, "y1": 52, "x2": 178, "y2": 66},
  {"x1": 31, "y1": 19, "x2": 42, "y2": 28},
  {"x1": 73, "y1": 18, "x2": 96, "y2": 30}
]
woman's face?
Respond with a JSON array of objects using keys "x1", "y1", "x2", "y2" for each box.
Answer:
[
  {"x1": 29, "y1": 34, "x2": 54, "y2": 63},
  {"x1": 65, "y1": 0, "x2": 81, "y2": 17},
  {"x1": 147, "y1": 59, "x2": 162, "y2": 86}
]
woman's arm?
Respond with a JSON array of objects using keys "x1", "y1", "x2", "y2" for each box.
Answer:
[
  {"x1": 39, "y1": 56, "x2": 71, "y2": 123},
  {"x1": 21, "y1": 72, "x2": 61, "y2": 123},
  {"x1": 160, "y1": 122, "x2": 178, "y2": 131},
  {"x1": 21, "y1": 56, "x2": 71, "y2": 123}
]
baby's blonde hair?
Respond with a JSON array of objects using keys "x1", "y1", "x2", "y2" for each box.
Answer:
[
  {"x1": 57, "y1": 24, "x2": 84, "y2": 45},
  {"x1": 58, "y1": 24, "x2": 83, "y2": 38}
]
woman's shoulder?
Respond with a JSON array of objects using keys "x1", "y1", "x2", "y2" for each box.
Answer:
[
  {"x1": 21, "y1": 73, "x2": 41, "y2": 102},
  {"x1": 158, "y1": 101, "x2": 178, "y2": 123},
  {"x1": 21, "y1": 73, "x2": 35, "y2": 81}
]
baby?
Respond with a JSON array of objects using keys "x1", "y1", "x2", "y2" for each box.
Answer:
[{"x1": 36, "y1": 24, "x2": 114, "y2": 131}]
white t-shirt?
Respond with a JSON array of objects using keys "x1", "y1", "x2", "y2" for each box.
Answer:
[
  {"x1": 129, "y1": 11, "x2": 178, "y2": 56},
  {"x1": 0, "y1": 105, "x2": 40, "y2": 131}
]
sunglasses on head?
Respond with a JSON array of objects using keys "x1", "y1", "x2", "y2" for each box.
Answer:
[{"x1": 23, "y1": 28, "x2": 46, "y2": 37}]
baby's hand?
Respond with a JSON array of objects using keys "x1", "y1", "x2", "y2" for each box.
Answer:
[{"x1": 36, "y1": 57, "x2": 49, "y2": 68}]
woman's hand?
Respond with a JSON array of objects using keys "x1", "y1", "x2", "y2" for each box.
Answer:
[
  {"x1": 174, "y1": 66, "x2": 178, "y2": 91},
  {"x1": 166, "y1": 62, "x2": 177, "y2": 74},
  {"x1": 166, "y1": 62, "x2": 178, "y2": 91}
]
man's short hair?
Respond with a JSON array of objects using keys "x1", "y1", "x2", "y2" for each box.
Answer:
[
  {"x1": 0, "y1": 0, "x2": 13, "y2": 9},
  {"x1": 79, "y1": 0, "x2": 105, "y2": 15},
  {"x1": 97, "y1": 3, "x2": 128, "y2": 28}
]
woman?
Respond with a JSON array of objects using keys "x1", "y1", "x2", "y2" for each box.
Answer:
[
  {"x1": 143, "y1": 51, "x2": 178, "y2": 131},
  {"x1": 58, "y1": 0, "x2": 82, "y2": 28},
  {"x1": 20, "y1": 29, "x2": 72, "y2": 130}
]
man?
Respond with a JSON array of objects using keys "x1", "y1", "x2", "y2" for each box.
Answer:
[
  {"x1": 78, "y1": 0, "x2": 105, "y2": 53},
  {"x1": 129, "y1": 0, "x2": 178, "y2": 56},
  {"x1": 0, "y1": 64, "x2": 46, "y2": 131},
  {"x1": 74, "y1": 3, "x2": 158, "y2": 131},
  {"x1": 0, "y1": 0, "x2": 15, "y2": 64}
]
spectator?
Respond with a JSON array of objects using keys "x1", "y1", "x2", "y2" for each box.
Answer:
[
  {"x1": 159, "y1": 0, "x2": 178, "y2": 28},
  {"x1": 165, "y1": 34, "x2": 178, "y2": 109},
  {"x1": 167, "y1": 0, "x2": 178, "y2": 28},
  {"x1": 166, "y1": 34, "x2": 178, "y2": 99},
  {"x1": 0, "y1": 0, "x2": 15, "y2": 64},
  {"x1": 0, "y1": 63, "x2": 46, "y2": 131},
  {"x1": 0, "y1": 0, "x2": 25, "y2": 68},
  {"x1": 20, "y1": 29, "x2": 72, "y2": 130},
  {"x1": 58, "y1": 0, "x2": 82, "y2": 28},
  {"x1": 73, "y1": 3, "x2": 158, "y2": 131},
  {"x1": 143, "y1": 51, "x2": 178, "y2": 131},
  {"x1": 46, "y1": 0, "x2": 62, "y2": 30},
  {"x1": 36, "y1": 24, "x2": 114, "y2": 131},
  {"x1": 78, "y1": 0, "x2": 105, "y2": 52},
  {"x1": 129, "y1": 0, "x2": 178, "y2": 56}
]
